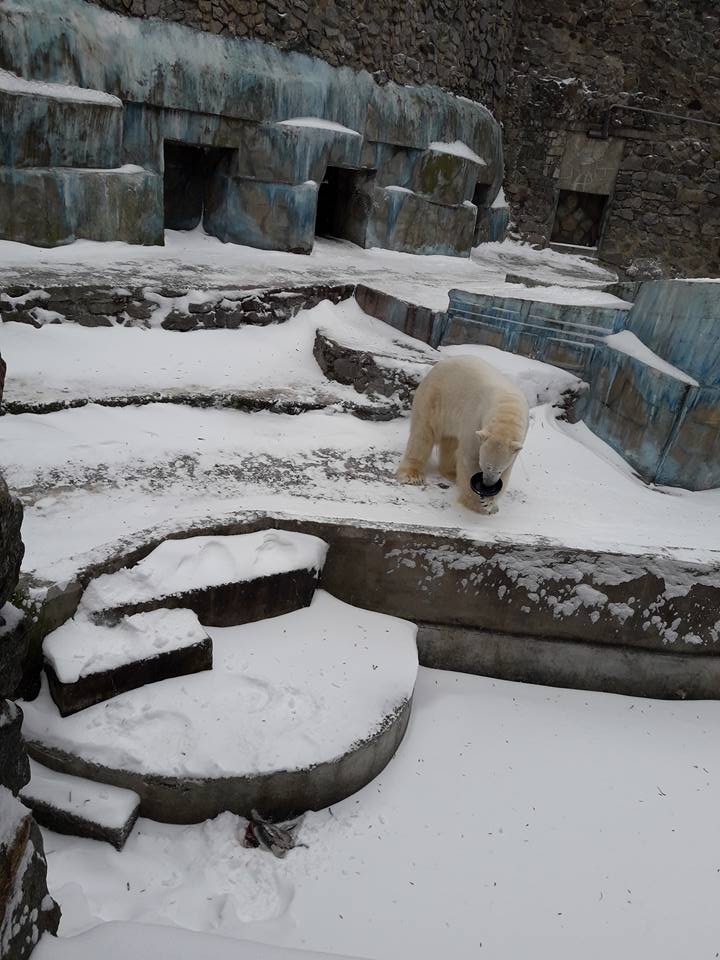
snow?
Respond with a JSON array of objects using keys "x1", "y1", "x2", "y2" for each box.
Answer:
[
  {"x1": 0, "y1": 299, "x2": 430, "y2": 409},
  {"x1": 0, "y1": 69, "x2": 122, "y2": 106},
  {"x1": 80, "y1": 530, "x2": 328, "y2": 615},
  {"x1": 43, "y1": 609, "x2": 208, "y2": 683},
  {"x1": 35, "y1": 923, "x2": 359, "y2": 960},
  {"x1": 0, "y1": 785, "x2": 28, "y2": 848},
  {"x1": 22, "y1": 591, "x2": 418, "y2": 778},
  {"x1": 604, "y1": 330, "x2": 700, "y2": 386},
  {"x1": 21, "y1": 761, "x2": 139, "y2": 830},
  {"x1": 491, "y1": 186, "x2": 508, "y2": 209},
  {"x1": 439, "y1": 344, "x2": 581, "y2": 407},
  {"x1": 0, "y1": 601, "x2": 24, "y2": 638},
  {"x1": 277, "y1": 117, "x2": 361, "y2": 137},
  {"x1": 0, "y1": 232, "x2": 616, "y2": 311},
  {"x1": 39, "y1": 667, "x2": 720, "y2": 960},
  {"x1": 3, "y1": 396, "x2": 720, "y2": 594},
  {"x1": 452, "y1": 282, "x2": 631, "y2": 308},
  {"x1": 428, "y1": 140, "x2": 486, "y2": 166}
]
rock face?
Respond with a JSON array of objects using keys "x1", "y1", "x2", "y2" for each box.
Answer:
[
  {"x1": 0, "y1": 472, "x2": 24, "y2": 610},
  {"x1": 0, "y1": 467, "x2": 60, "y2": 958},
  {"x1": 0, "y1": 794, "x2": 61, "y2": 960}
]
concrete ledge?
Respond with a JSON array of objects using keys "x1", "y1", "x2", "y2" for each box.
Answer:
[
  {"x1": 417, "y1": 622, "x2": 720, "y2": 700},
  {"x1": 26, "y1": 698, "x2": 412, "y2": 823},
  {"x1": 46, "y1": 635, "x2": 213, "y2": 717},
  {"x1": 91, "y1": 567, "x2": 321, "y2": 628},
  {"x1": 17, "y1": 514, "x2": 720, "y2": 700}
]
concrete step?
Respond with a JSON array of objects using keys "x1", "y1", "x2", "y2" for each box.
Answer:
[
  {"x1": 43, "y1": 608, "x2": 213, "y2": 716},
  {"x1": 20, "y1": 759, "x2": 140, "y2": 850},
  {"x1": 80, "y1": 529, "x2": 329, "y2": 627}
]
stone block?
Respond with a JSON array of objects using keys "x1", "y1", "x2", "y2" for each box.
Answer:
[
  {"x1": 412, "y1": 146, "x2": 483, "y2": 205},
  {"x1": 578, "y1": 341, "x2": 693, "y2": 484},
  {"x1": 204, "y1": 174, "x2": 317, "y2": 253},
  {"x1": 20, "y1": 761, "x2": 140, "y2": 850},
  {"x1": 655, "y1": 386, "x2": 720, "y2": 491},
  {"x1": 366, "y1": 186, "x2": 476, "y2": 257},
  {"x1": 0, "y1": 85, "x2": 122, "y2": 169},
  {"x1": 0, "y1": 166, "x2": 164, "y2": 247},
  {"x1": 44, "y1": 609, "x2": 214, "y2": 717}
]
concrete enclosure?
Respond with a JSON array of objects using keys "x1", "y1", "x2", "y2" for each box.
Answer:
[{"x1": 0, "y1": 0, "x2": 502, "y2": 256}]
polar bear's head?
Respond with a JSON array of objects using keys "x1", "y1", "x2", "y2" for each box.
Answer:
[{"x1": 475, "y1": 430, "x2": 523, "y2": 486}]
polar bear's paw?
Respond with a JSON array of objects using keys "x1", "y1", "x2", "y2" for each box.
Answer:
[
  {"x1": 396, "y1": 463, "x2": 425, "y2": 485},
  {"x1": 459, "y1": 492, "x2": 499, "y2": 515}
]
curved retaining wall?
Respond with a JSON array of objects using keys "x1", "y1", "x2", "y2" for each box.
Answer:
[
  {"x1": 20, "y1": 513, "x2": 720, "y2": 701},
  {"x1": 27, "y1": 700, "x2": 412, "y2": 823}
]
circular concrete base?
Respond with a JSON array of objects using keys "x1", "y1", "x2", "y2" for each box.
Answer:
[{"x1": 22, "y1": 591, "x2": 418, "y2": 822}]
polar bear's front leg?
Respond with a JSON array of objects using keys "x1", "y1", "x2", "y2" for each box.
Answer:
[{"x1": 396, "y1": 421, "x2": 434, "y2": 485}]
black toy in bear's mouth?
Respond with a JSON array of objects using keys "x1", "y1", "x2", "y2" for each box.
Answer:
[{"x1": 470, "y1": 473, "x2": 503, "y2": 498}]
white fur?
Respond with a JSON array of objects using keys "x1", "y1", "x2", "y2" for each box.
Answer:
[{"x1": 396, "y1": 356, "x2": 529, "y2": 514}]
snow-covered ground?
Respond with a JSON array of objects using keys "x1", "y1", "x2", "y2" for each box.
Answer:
[
  {"x1": 40, "y1": 665, "x2": 720, "y2": 960},
  {"x1": 4, "y1": 234, "x2": 719, "y2": 960},
  {"x1": 0, "y1": 231, "x2": 615, "y2": 310}
]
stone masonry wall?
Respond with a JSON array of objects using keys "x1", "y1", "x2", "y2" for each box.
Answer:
[
  {"x1": 500, "y1": 0, "x2": 720, "y2": 277},
  {"x1": 86, "y1": 0, "x2": 516, "y2": 111}
]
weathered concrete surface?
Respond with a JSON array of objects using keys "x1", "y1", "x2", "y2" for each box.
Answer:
[
  {"x1": 26, "y1": 698, "x2": 412, "y2": 823},
  {"x1": 354, "y1": 285, "x2": 444, "y2": 346},
  {"x1": 0, "y1": 803, "x2": 61, "y2": 959},
  {"x1": 46, "y1": 635, "x2": 213, "y2": 717},
  {"x1": 17, "y1": 514, "x2": 720, "y2": 699},
  {"x1": 417, "y1": 623, "x2": 720, "y2": 700}
]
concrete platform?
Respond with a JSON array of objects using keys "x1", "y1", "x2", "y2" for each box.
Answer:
[{"x1": 22, "y1": 591, "x2": 418, "y2": 822}]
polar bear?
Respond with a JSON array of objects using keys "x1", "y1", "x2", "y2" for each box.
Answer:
[{"x1": 396, "y1": 355, "x2": 529, "y2": 514}]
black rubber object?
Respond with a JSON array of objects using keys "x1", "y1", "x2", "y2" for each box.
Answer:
[{"x1": 470, "y1": 473, "x2": 503, "y2": 498}]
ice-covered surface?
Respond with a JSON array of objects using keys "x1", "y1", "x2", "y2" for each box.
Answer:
[
  {"x1": 80, "y1": 530, "x2": 327, "y2": 615},
  {"x1": 0, "y1": 68, "x2": 122, "y2": 105},
  {"x1": 604, "y1": 330, "x2": 700, "y2": 386},
  {"x1": 0, "y1": 232, "x2": 616, "y2": 309},
  {"x1": 22, "y1": 591, "x2": 418, "y2": 778},
  {"x1": 35, "y1": 924, "x2": 359, "y2": 960},
  {"x1": 0, "y1": 299, "x2": 430, "y2": 408},
  {"x1": 40, "y1": 667, "x2": 720, "y2": 959},
  {"x1": 43, "y1": 609, "x2": 208, "y2": 683},
  {"x1": 428, "y1": 140, "x2": 486, "y2": 165},
  {"x1": 21, "y1": 761, "x2": 139, "y2": 830},
  {"x1": 277, "y1": 117, "x2": 361, "y2": 136}
]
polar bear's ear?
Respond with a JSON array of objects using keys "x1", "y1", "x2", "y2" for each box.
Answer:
[{"x1": 476, "y1": 429, "x2": 489, "y2": 442}]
